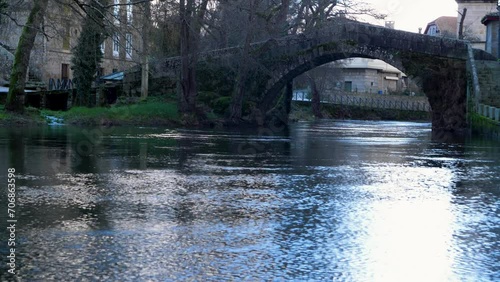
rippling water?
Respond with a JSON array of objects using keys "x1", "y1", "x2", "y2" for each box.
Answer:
[{"x1": 0, "y1": 121, "x2": 499, "y2": 281}]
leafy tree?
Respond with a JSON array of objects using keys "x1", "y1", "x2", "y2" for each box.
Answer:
[
  {"x1": 0, "y1": 0, "x2": 7, "y2": 16},
  {"x1": 6, "y1": 0, "x2": 49, "y2": 113},
  {"x1": 71, "y1": 0, "x2": 108, "y2": 107}
]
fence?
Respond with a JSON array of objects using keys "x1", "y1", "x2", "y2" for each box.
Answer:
[
  {"x1": 48, "y1": 78, "x2": 73, "y2": 91},
  {"x1": 292, "y1": 92, "x2": 431, "y2": 112}
]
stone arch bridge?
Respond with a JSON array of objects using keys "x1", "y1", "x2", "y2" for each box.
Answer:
[{"x1": 126, "y1": 21, "x2": 496, "y2": 133}]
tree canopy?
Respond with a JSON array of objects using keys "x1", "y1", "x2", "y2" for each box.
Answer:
[{"x1": 71, "y1": 0, "x2": 108, "y2": 107}]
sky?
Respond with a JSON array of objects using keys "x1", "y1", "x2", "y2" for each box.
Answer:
[{"x1": 365, "y1": 0, "x2": 458, "y2": 33}]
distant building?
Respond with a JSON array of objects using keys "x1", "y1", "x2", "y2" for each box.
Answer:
[
  {"x1": 385, "y1": 21, "x2": 395, "y2": 29},
  {"x1": 338, "y1": 58, "x2": 406, "y2": 94},
  {"x1": 456, "y1": 0, "x2": 498, "y2": 49},
  {"x1": 295, "y1": 58, "x2": 407, "y2": 95},
  {"x1": 424, "y1": 16, "x2": 458, "y2": 38},
  {"x1": 481, "y1": 12, "x2": 499, "y2": 57},
  {"x1": 0, "y1": 1, "x2": 143, "y2": 87}
]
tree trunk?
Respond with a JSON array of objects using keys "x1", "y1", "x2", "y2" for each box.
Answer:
[
  {"x1": 178, "y1": 0, "x2": 209, "y2": 116},
  {"x1": 229, "y1": 0, "x2": 259, "y2": 122},
  {"x1": 179, "y1": 0, "x2": 194, "y2": 114},
  {"x1": 141, "y1": 0, "x2": 151, "y2": 100},
  {"x1": 308, "y1": 75, "x2": 323, "y2": 118},
  {"x1": 6, "y1": 0, "x2": 49, "y2": 113},
  {"x1": 458, "y1": 8, "x2": 467, "y2": 40}
]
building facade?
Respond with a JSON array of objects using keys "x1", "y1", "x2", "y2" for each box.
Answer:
[
  {"x1": 456, "y1": 0, "x2": 498, "y2": 49},
  {"x1": 295, "y1": 58, "x2": 408, "y2": 97},
  {"x1": 338, "y1": 58, "x2": 406, "y2": 94},
  {"x1": 0, "y1": 0, "x2": 143, "y2": 87}
]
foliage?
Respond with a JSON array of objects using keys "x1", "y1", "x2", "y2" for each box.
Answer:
[
  {"x1": 212, "y1": 96, "x2": 231, "y2": 115},
  {"x1": 71, "y1": 0, "x2": 107, "y2": 107},
  {"x1": 197, "y1": 62, "x2": 236, "y2": 96},
  {"x1": 0, "y1": 106, "x2": 45, "y2": 125},
  {"x1": 0, "y1": 0, "x2": 7, "y2": 16},
  {"x1": 42, "y1": 98, "x2": 179, "y2": 125},
  {"x1": 291, "y1": 102, "x2": 431, "y2": 122}
]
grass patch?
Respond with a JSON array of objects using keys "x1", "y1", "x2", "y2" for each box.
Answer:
[
  {"x1": 42, "y1": 98, "x2": 180, "y2": 126},
  {"x1": 469, "y1": 112, "x2": 500, "y2": 139},
  {"x1": 0, "y1": 106, "x2": 46, "y2": 126}
]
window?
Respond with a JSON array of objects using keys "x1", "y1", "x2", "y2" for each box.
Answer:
[
  {"x1": 113, "y1": 33, "x2": 120, "y2": 57},
  {"x1": 344, "y1": 81, "x2": 352, "y2": 92},
  {"x1": 113, "y1": 0, "x2": 120, "y2": 24},
  {"x1": 125, "y1": 33, "x2": 132, "y2": 59},
  {"x1": 61, "y1": 64, "x2": 69, "y2": 80},
  {"x1": 486, "y1": 25, "x2": 492, "y2": 53},
  {"x1": 126, "y1": 0, "x2": 133, "y2": 24},
  {"x1": 100, "y1": 41, "x2": 105, "y2": 55},
  {"x1": 428, "y1": 25, "x2": 437, "y2": 36}
]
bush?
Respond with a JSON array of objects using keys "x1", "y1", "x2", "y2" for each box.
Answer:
[{"x1": 213, "y1": 96, "x2": 232, "y2": 115}]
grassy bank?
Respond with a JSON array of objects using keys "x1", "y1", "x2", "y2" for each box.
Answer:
[
  {"x1": 469, "y1": 112, "x2": 500, "y2": 140},
  {"x1": 290, "y1": 102, "x2": 431, "y2": 122},
  {"x1": 0, "y1": 105, "x2": 46, "y2": 126},
  {"x1": 42, "y1": 98, "x2": 181, "y2": 126}
]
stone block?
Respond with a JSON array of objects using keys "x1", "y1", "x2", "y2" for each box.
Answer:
[
  {"x1": 490, "y1": 107, "x2": 495, "y2": 119},
  {"x1": 495, "y1": 108, "x2": 500, "y2": 121},
  {"x1": 484, "y1": 105, "x2": 490, "y2": 117}
]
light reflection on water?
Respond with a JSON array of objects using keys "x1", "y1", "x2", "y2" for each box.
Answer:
[{"x1": 0, "y1": 121, "x2": 499, "y2": 281}]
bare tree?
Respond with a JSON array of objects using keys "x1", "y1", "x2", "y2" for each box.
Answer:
[
  {"x1": 228, "y1": 0, "x2": 260, "y2": 122},
  {"x1": 458, "y1": 8, "x2": 467, "y2": 40},
  {"x1": 179, "y1": 0, "x2": 209, "y2": 117},
  {"x1": 141, "y1": 0, "x2": 150, "y2": 100}
]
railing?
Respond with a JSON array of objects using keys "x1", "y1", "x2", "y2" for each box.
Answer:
[
  {"x1": 48, "y1": 78, "x2": 74, "y2": 91},
  {"x1": 292, "y1": 92, "x2": 431, "y2": 112}
]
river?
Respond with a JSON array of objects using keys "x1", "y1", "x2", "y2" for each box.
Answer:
[{"x1": 0, "y1": 120, "x2": 499, "y2": 281}]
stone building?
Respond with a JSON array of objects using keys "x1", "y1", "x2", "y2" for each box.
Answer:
[
  {"x1": 456, "y1": 0, "x2": 498, "y2": 49},
  {"x1": 338, "y1": 58, "x2": 406, "y2": 94},
  {"x1": 295, "y1": 58, "x2": 407, "y2": 96},
  {"x1": 0, "y1": 0, "x2": 143, "y2": 87}
]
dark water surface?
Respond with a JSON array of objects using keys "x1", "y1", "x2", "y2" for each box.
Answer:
[{"x1": 1, "y1": 120, "x2": 499, "y2": 281}]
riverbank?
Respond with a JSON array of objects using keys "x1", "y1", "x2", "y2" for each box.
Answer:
[
  {"x1": 1, "y1": 96, "x2": 431, "y2": 127},
  {"x1": 0, "y1": 98, "x2": 184, "y2": 127},
  {"x1": 469, "y1": 112, "x2": 500, "y2": 140},
  {"x1": 290, "y1": 102, "x2": 432, "y2": 122},
  {"x1": 0, "y1": 106, "x2": 46, "y2": 126},
  {"x1": 42, "y1": 98, "x2": 183, "y2": 126}
]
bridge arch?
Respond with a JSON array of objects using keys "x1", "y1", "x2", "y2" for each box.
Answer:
[
  {"x1": 249, "y1": 21, "x2": 495, "y2": 133},
  {"x1": 145, "y1": 21, "x2": 496, "y2": 133},
  {"x1": 258, "y1": 52, "x2": 403, "y2": 110}
]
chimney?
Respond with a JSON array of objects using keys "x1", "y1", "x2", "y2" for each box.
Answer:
[{"x1": 385, "y1": 21, "x2": 395, "y2": 29}]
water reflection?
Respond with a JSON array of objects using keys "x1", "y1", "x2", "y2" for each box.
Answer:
[{"x1": 0, "y1": 121, "x2": 499, "y2": 281}]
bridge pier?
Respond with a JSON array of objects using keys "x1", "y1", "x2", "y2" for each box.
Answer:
[{"x1": 420, "y1": 60, "x2": 468, "y2": 134}]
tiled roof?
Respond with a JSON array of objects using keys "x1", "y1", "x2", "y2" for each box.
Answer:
[
  {"x1": 424, "y1": 16, "x2": 458, "y2": 37},
  {"x1": 481, "y1": 12, "x2": 499, "y2": 25}
]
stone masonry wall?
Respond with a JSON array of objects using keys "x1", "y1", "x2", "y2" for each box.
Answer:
[{"x1": 476, "y1": 60, "x2": 500, "y2": 107}]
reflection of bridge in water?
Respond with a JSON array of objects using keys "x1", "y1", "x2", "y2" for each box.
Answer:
[{"x1": 292, "y1": 91, "x2": 431, "y2": 112}]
